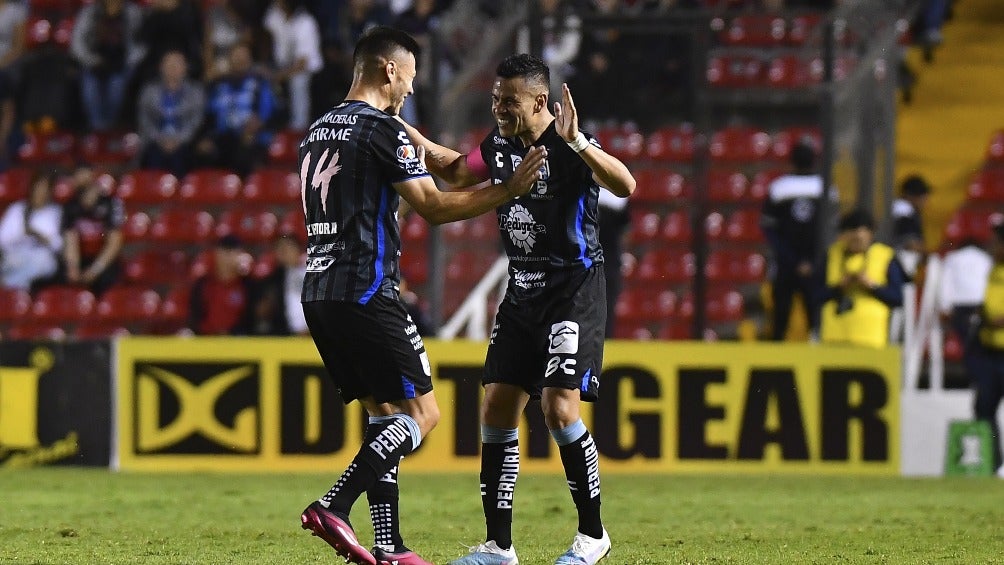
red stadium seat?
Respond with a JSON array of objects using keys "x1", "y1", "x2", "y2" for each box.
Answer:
[
  {"x1": 615, "y1": 287, "x2": 677, "y2": 322},
  {"x1": 278, "y1": 207, "x2": 307, "y2": 242},
  {"x1": 635, "y1": 249, "x2": 695, "y2": 284},
  {"x1": 787, "y1": 14, "x2": 823, "y2": 45},
  {"x1": 178, "y1": 169, "x2": 243, "y2": 206},
  {"x1": 401, "y1": 212, "x2": 430, "y2": 245},
  {"x1": 400, "y1": 245, "x2": 429, "y2": 285},
  {"x1": 967, "y1": 169, "x2": 1004, "y2": 203},
  {"x1": 749, "y1": 169, "x2": 784, "y2": 200},
  {"x1": 154, "y1": 286, "x2": 191, "y2": 334},
  {"x1": 718, "y1": 14, "x2": 787, "y2": 46},
  {"x1": 724, "y1": 208, "x2": 764, "y2": 243},
  {"x1": 121, "y1": 210, "x2": 151, "y2": 242},
  {"x1": 116, "y1": 170, "x2": 179, "y2": 204},
  {"x1": 660, "y1": 209, "x2": 693, "y2": 244},
  {"x1": 53, "y1": 17, "x2": 74, "y2": 48},
  {"x1": 148, "y1": 206, "x2": 215, "y2": 244},
  {"x1": 215, "y1": 207, "x2": 279, "y2": 244},
  {"x1": 612, "y1": 321, "x2": 654, "y2": 341},
  {"x1": 706, "y1": 170, "x2": 750, "y2": 203},
  {"x1": 5, "y1": 323, "x2": 67, "y2": 341},
  {"x1": 268, "y1": 129, "x2": 305, "y2": 166},
  {"x1": 771, "y1": 126, "x2": 822, "y2": 161},
  {"x1": 17, "y1": 130, "x2": 77, "y2": 166},
  {"x1": 645, "y1": 125, "x2": 695, "y2": 162},
  {"x1": 709, "y1": 127, "x2": 772, "y2": 162},
  {"x1": 74, "y1": 322, "x2": 131, "y2": 339},
  {"x1": 628, "y1": 210, "x2": 663, "y2": 245},
  {"x1": 24, "y1": 17, "x2": 52, "y2": 49},
  {"x1": 251, "y1": 251, "x2": 277, "y2": 279},
  {"x1": 0, "y1": 167, "x2": 34, "y2": 206},
  {"x1": 95, "y1": 285, "x2": 162, "y2": 323},
  {"x1": 592, "y1": 125, "x2": 645, "y2": 162},
  {"x1": 943, "y1": 207, "x2": 1003, "y2": 246},
  {"x1": 705, "y1": 288, "x2": 745, "y2": 322},
  {"x1": 123, "y1": 249, "x2": 191, "y2": 285},
  {"x1": 53, "y1": 171, "x2": 114, "y2": 203},
  {"x1": 31, "y1": 286, "x2": 96, "y2": 322},
  {"x1": 986, "y1": 130, "x2": 1004, "y2": 165},
  {"x1": 0, "y1": 287, "x2": 32, "y2": 322},
  {"x1": 706, "y1": 55, "x2": 765, "y2": 88},
  {"x1": 705, "y1": 249, "x2": 767, "y2": 283},
  {"x1": 79, "y1": 130, "x2": 140, "y2": 165},
  {"x1": 244, "y1": 168, "x2": 301, "y2": 206},
  {"x1": 632, "y1": 169, "x2": 689, "y2": 203},
  {"x1": 657, "y1": 320, "x2": 693, "y2": 340},
  {"x1": 704, "y1": 211, "x2": 726, "y2": 241}
]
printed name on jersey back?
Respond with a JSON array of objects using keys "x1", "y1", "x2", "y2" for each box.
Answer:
[
  {"x1": 309, "y1": 112, "x2": 359, "y2": 128},
  {"x1": 306, "y1": 128, "x2": 353, "y2": 143}
]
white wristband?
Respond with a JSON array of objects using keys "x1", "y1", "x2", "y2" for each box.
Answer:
[{"x1": 567, "y1": 132, "x2": 589, "y2": 153}]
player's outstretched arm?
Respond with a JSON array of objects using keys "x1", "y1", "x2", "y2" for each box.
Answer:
[
  {"x1": 397, "y1": 117, "x2": 486, "y2": 188},
  {"x1": 554, "y1": 83, "x2": 636, "y2": 198},
  {"x1": 395, "y1": 145, "x2": 547, "y2": 225}
]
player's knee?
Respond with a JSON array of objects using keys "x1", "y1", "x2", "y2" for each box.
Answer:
[
  {"x1": 408, "y1": 403, "x2": 440, "y2": 437},
  {"x1": 542, "y1": 401, "x2": 578, "y2": 431}
]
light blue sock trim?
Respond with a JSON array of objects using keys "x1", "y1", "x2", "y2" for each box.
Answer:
[
  {"x1": 368, "y1": 415, "x2": 397, "y2": 425},
  {"x1": 481, "y1": 424, "x2": 518, "y2": 444},
  {"x1": 550, "y1": 419, "x2": 587, "y2": 446},
  {"x1": 387, "y1": 413, "x2": 422, "y2": 451}
]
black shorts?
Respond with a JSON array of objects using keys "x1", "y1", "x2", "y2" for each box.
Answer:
[
  {"x1": 484, "y1": 266, "x2": 606, "y2": 401},
  {"x1": 303, "y1": 294, "x2": 433, "y2": 404}
]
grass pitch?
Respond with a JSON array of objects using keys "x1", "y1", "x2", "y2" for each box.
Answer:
[{"x1": 1, "y1": 469, "x2": 1003, "y2": 564}]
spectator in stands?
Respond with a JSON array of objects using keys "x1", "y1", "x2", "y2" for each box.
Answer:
[
  {"x1": 392, "y1": 0, "x2": 443, "y2": 124},
  {"x1": 974, "y1": 220, "x2": 1004, "y2": 475},
  {"x1": 0, "y1": 0, "x2": 26, "y2": 73},
  {"x1": 70, "y1": 0, "x2": 146, "y2": 132},
  {"x1": 0, "y1": 170, "x2": 62, "y2": 290},
  {"x1": 61, "y1": 166, "x2": 126, "y2": 296},
  {"x1": 891, "y1": 173, "x2": 931, "y2": 277},
  {"x1": 136, "y1": 0, "x2": 204, "y2": 84},
  {"x1": 761, "y1": 141, "x2": 828, "y2": 341},
  {"x1": 137, "y1": 50, "x2": 206, "y2": 178},
  {"x1": 247, "y1": 233, "x2": 307, "y2": 336},
  {"x1": 819, "y1": 208, "x2": 907, "y2": 348},
  {"x1": 188, "y1": 234, "x2": 255, "y2": 335},
  {"x1": 517, "y1": 0, "x2": 581, "y2": 96},
  {"x1": 194, "y1": 42, "x2": 278, "y2": 177},
  {"x1": 939, "y1": 236, "x2": 992, "y2": 377},
  {"x1": 202, "y1": 0, "x2": 253, "y2": 82},
  {"x1": 263, "y1": 0, "x2": 323, "y2": 129},
  {"x1": 598, "y1": 187, "x2": 629, "y2": 338}
]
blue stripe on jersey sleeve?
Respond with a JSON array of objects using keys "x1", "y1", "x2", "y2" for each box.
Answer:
[
  {"x1": 575, "y1": 194, "x2": 593, "y2": 269},
  {"x1": 359, "y1": 186, "x2": 389, "y2": 304}
]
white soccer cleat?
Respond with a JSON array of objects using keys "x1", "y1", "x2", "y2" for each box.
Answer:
[
  {"x1": 447, "y1": 540, "x2": 519, "y2": 565},
  {"x1": 554, "y1": 529, "x2": 611, "y2": 565}
]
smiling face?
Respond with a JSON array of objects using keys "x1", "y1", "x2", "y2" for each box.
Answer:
[
  {"x1": 491, "y1": 76, "x2": 546, "y2": 139},
  {"x1": 384, "y1": 50, "x2": 417, "y2": 116}
]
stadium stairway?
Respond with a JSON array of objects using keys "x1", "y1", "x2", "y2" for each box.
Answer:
[{"x1": 896, "y1": 0, "x2": 1004, "y2": 247}]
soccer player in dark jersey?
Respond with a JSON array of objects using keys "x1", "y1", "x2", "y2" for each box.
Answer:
[
  {"x1": 401, "y1": 54, "x2": 635, "y2": 565},
  {"x1": 296, "y1": 28, "x2": 547, "y2": 565}
]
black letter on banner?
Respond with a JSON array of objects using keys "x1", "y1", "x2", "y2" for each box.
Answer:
[
  {"x1": 678, "y1": 369, "x2": 728, "y2": 459},
  {"x1": 281, "y1": 364, "x2": 345, "y2": 454},
  {"x1": 593, "y1": 367, "x2": 660, "y2": 460},
  {"x1": 438, "y1": 365, "x2": 483, "y2": 456},
  {"x1": 737, "y1": 369, "x2": 809, "y2": 460},
  {"x1": 820, "y1": 369, "x2": 888, "y2": 461}
]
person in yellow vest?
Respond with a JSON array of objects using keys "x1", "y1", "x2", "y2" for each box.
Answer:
[
  {"x1": 819, "y1": 208, "x2": 908, "y2": 348},
  {"x1": 975, "y1": 220, "x2": 1004, "y2": 475}
]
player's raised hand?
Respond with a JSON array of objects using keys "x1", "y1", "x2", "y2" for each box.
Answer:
[
  {"x1": 553, "y1": 83, "x2": 579, "y2": 143},
  {"x1": 506, "y1": 145, "x2": 548, "y2": 198}
]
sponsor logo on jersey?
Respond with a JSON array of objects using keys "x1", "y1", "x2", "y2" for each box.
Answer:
[
  {"x1": 548, "y1": 321, "x2": 580, "y2": 354},
  {"x1": 512, "y1": 269, "x2": 546, "y2": 289},
  {"x1": 396, "y1": 143, "x2": 426, "y2": 176},
  {"x1": 792, "y1": 198, "x2": 815, "y2": 223},
  {"x1": 500, "y1": 203, "x2": 546, "y2": 253},
  {"x1": 306, "y1": 222, "x2": 339, "y2": 236},
  {"x1": 306, "y1": 257, "x2": 335, "y2": 272}
]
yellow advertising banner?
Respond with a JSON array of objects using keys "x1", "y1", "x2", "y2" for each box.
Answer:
[{"x1": 116, "y1": 338, "x2": 899, "y2": 474}]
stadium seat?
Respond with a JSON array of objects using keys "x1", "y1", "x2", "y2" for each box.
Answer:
[
  {"x1": 123, "y1": 249, "x2": 191, "y2": 285},
  {"x1": 148, "y1": 206, "x2": 215, "y2": 244},
  {"x1": 53, "y1": 171, "x2": 115, "y2": 203},
  {"x1": 155, "y1": 286, "x2": 191, "y2": 334},
  {"x1": 943, "y1": 207, "x2": 1002, "y2": 246},
  {"x1": 660, "y1": 208, "x2": 693, "y2": 244},
  {"x1": 401, "y1": 212, "x2": 430, "y2": 245},
  {"x1": 74, "y1": 322, "x2": 131, "y2": 339},
  {"x1": 787, "y1": 13, "x2": 823, "y2": 45},
  {"x1": 612, "y1": 321, "x2": 654, "y2": 341},
  {"x1": 400, "y1": 246, "x2": 429, "y2": 285},
  {"x1": 635, "y1": 249, "x2": 695, "y2": 284},
  {"x1": 705, "y1": 288, "x2": 745, "y2": 322},
  {"x1": 718, "y1": 14, "x2": 787, "y2": 47},
  {"x1": 79, "y1": 130, "x2": 140, "y2": 166},
  {"x1": 17, "y1": 130, "x2": 77, "y2": 166},
  {"x1": 178, "y1": 169, "x2": 243, "y2": 206},
  {"x1": 704, "y1": 211, "x2": 726, "y2": 241},
  {"x1": 0, "y1": 287, "x2": 32, "y2": 322},
  {"x1": 709, "y1": 126, "x2": 772, "y2": 162},
  {"x1": 277, "y1": 207, "x2": 307, "y2": 242},
  {"x1": 628, "y1": 210, "x2": 663, "y2": 245},
  {"x1": 632, "y1": 169, "x2": 689, "y2": 203},
  {"x1": 215, "y1": 207, "x2": 279, "y2": 244},
  {"x1": 724, "y1": 208, "x2": 765, "y2": 243},
  {"x1": 616, "y1": 287, "x2": 677, "y2": 322},
  {"x1": 268, "y1": 129, "x2": 305, "y2": 166},
  {"x1": 645, "y1": 125, "x2": 695, "y2": 162},
  {"x1": 251, "y1": 251, "x2": 276, "y2": 279},
  {"x1": 24, "y1": 17, "x2": 52, "y2": 49},
  {"x1": 985, "y1": 130, "x2": 1004, "y2": 165},
  {"x1": 5, "y1": 323, "x2": 67, "y2": 341},
  {"x1": 53, "y1": 17, "x2": 74, "y2": 48},
  {"x1": 121, "y1": 210, "x2": 151, "y2": 242},
  {"x1": 657, "y1": 320, "x2": 693, "y2": 340},
  {"x1": 592, "y1": 125, "x2": 645, "y2": 162},
  {"x1": 243, "y1": 168, "x2": 301, "y2": 206},
  {"x1": 967, "y1": 168, "x2": 1004, "y2": 203},
  {"x1": 31, "y1": 286, "x2": 96, "y2": 322},
  {"x1": 116, "y1": 170, "x2": 179, "y2": 204},
  {"x1": 705, "y1": 249, "x2": 767, "y2": 283},
  {"x1": 771, "y1": 126, "x2": 823, "y2": 161},
  {"x1": 749, "y1": 169, "x2": 784, "y2": 200},
  {"x1": 0, "y1": 167, "x2": 34, "y2": 206},
  {"x1": 95, "y1": 285, "x2": 162, "y2": 323},
  {"x1": 706, "y1": 55, "x2": 765, "y2": 88},
  {"x1": 707, "y1": 170, "x2": 750, "y2": 203}
]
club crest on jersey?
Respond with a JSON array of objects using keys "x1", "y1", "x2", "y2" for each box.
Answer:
[
  {"x1": 511, "y1": 155, "x2": 552, "y2": 199},
  {"x1": 500, "y1": 203, "x2": 546, "y2": 253}
]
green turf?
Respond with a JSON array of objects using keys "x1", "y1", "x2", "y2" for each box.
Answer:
[{"x1": 1, "y1": 469, "x2": 1003, "y2": 564}]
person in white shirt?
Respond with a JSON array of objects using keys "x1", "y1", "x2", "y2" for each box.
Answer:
[
  {"x1": 263, "y1": 0, "x2": 323, "y2": 130},
  {"x1": 939, "y1": 237, "x2": 993, "y2": 370},
  {"x1": 0, "y1": 171, "x2": 63, "y2": 290}
]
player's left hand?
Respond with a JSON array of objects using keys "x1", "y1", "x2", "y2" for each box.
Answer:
[{"x1": 553, "y1": 83, "x2": 579, "y2": 143}]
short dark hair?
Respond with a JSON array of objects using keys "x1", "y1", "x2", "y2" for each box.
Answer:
[
  {"x1": 496, "y1": 54, "x2": 550, "y2": 90},
  {"x1": 838, "y1": 208, "x2": 875, "y2": 232},
  {"x1": 900, "y1": 174, "x2": 931, "y2": 197},
  {"x1": 353, "y1": 26, "x2": 421, "y2": 68},
  {"x1": 790, "y1": 140, "x2": 816, "y2": 171}
]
